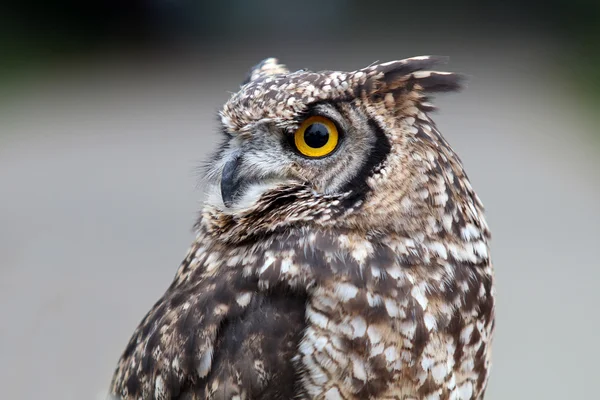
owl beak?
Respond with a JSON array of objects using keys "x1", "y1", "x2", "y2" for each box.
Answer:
[{"x1": 221, "y1": 153, "x2": 242, "y2": 208}]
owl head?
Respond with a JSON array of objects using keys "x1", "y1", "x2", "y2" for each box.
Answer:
[{"x1": 203, "y1": 57, "x2": 484, "y2": 242}]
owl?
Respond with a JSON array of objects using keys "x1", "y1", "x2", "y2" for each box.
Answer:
[{"x1": 109, "y1": 56, "x2": 494, "y2": 400}]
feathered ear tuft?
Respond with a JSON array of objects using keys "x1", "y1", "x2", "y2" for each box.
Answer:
[
  {"x1": 360, "y1": 56, "x2": 465, "y2": 97},
  {"x1": 241, "y1": 58, "x2": 290, "y2": 86},
  {"x1": 406, "y1": 70, "x2": 465, "y2": 93}
]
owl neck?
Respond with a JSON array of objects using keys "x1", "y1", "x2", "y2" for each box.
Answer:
[
  {"x1": 339, "y1": 117, "x2": 490, "y2": 244},
  {"x1": 198, "y1": 186, "x2": 488, "y2": 256},
  {"x1": 197, "y1": 183, "x2": 363, "y2": 245}
]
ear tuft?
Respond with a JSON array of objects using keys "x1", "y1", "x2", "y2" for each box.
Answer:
[
  {"x1": 362, "y1": 56, "x2": 465, "y2": 96},
  {"x1": 409, "y1": 71, "x2": 466, "y2": 93},
  {"x1": 241, "y1": 58, "x2": 290, "y2": 86}
]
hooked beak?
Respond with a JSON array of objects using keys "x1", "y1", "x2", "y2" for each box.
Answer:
[{"x1": 220, "y1": 152, "x2": 242, "y2": 208}]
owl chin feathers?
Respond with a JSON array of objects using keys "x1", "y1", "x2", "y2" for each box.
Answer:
[{"x1": 207, "y1": 179, "x2": 301, "y2": 214}]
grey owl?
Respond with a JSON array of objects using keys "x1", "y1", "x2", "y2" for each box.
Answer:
[{"x1": 110, "y1": 56, "x2": 494, "y2": 400}]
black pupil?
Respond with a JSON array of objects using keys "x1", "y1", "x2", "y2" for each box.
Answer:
[{"x1": 304, "y1": 123, "x2": 330, "y2": 148}]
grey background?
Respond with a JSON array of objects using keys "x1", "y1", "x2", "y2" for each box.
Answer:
[{"x1": 1, "y1": 5, "x2": 600, "y2": 399}]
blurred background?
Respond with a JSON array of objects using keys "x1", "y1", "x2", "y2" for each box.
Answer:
[{"x1": 1, "y1": 1, "x2": 599, "y2": 399}]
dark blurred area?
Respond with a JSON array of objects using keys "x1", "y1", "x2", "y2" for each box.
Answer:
[
  {"x1": 3, "y1": 0, "x2": 600, "y2": 40},
  {"x1": 1, "y1": 1, "x2": 599, "y2": 100}
]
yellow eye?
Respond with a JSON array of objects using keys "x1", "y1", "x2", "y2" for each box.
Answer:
[{"x1": 293, "y1": 116, "x2": 339, "y2": 158}]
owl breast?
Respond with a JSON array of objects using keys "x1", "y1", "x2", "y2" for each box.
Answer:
[{"x1": 293, "y1": 232, "x2": 494, "y2": 400}]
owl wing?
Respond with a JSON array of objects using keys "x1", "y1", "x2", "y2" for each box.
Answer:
[
  {"x1": 190, "y1": 290, "x2": 307, "y2": 399},
  {"x1": 110, "y1": 238, "x2": 310, "y2": 400},
  {"x1": 109, "y1": 239, "x2": 253, "y2": 399}
]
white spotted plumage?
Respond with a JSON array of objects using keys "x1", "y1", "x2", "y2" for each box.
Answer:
[{"x1": 110, "y1": 56, "x2": 494, "y2": 400}]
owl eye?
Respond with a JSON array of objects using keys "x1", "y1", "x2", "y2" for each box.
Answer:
[{"x1": 293, "y1": 116, "x2": 339, "y2": 158}]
